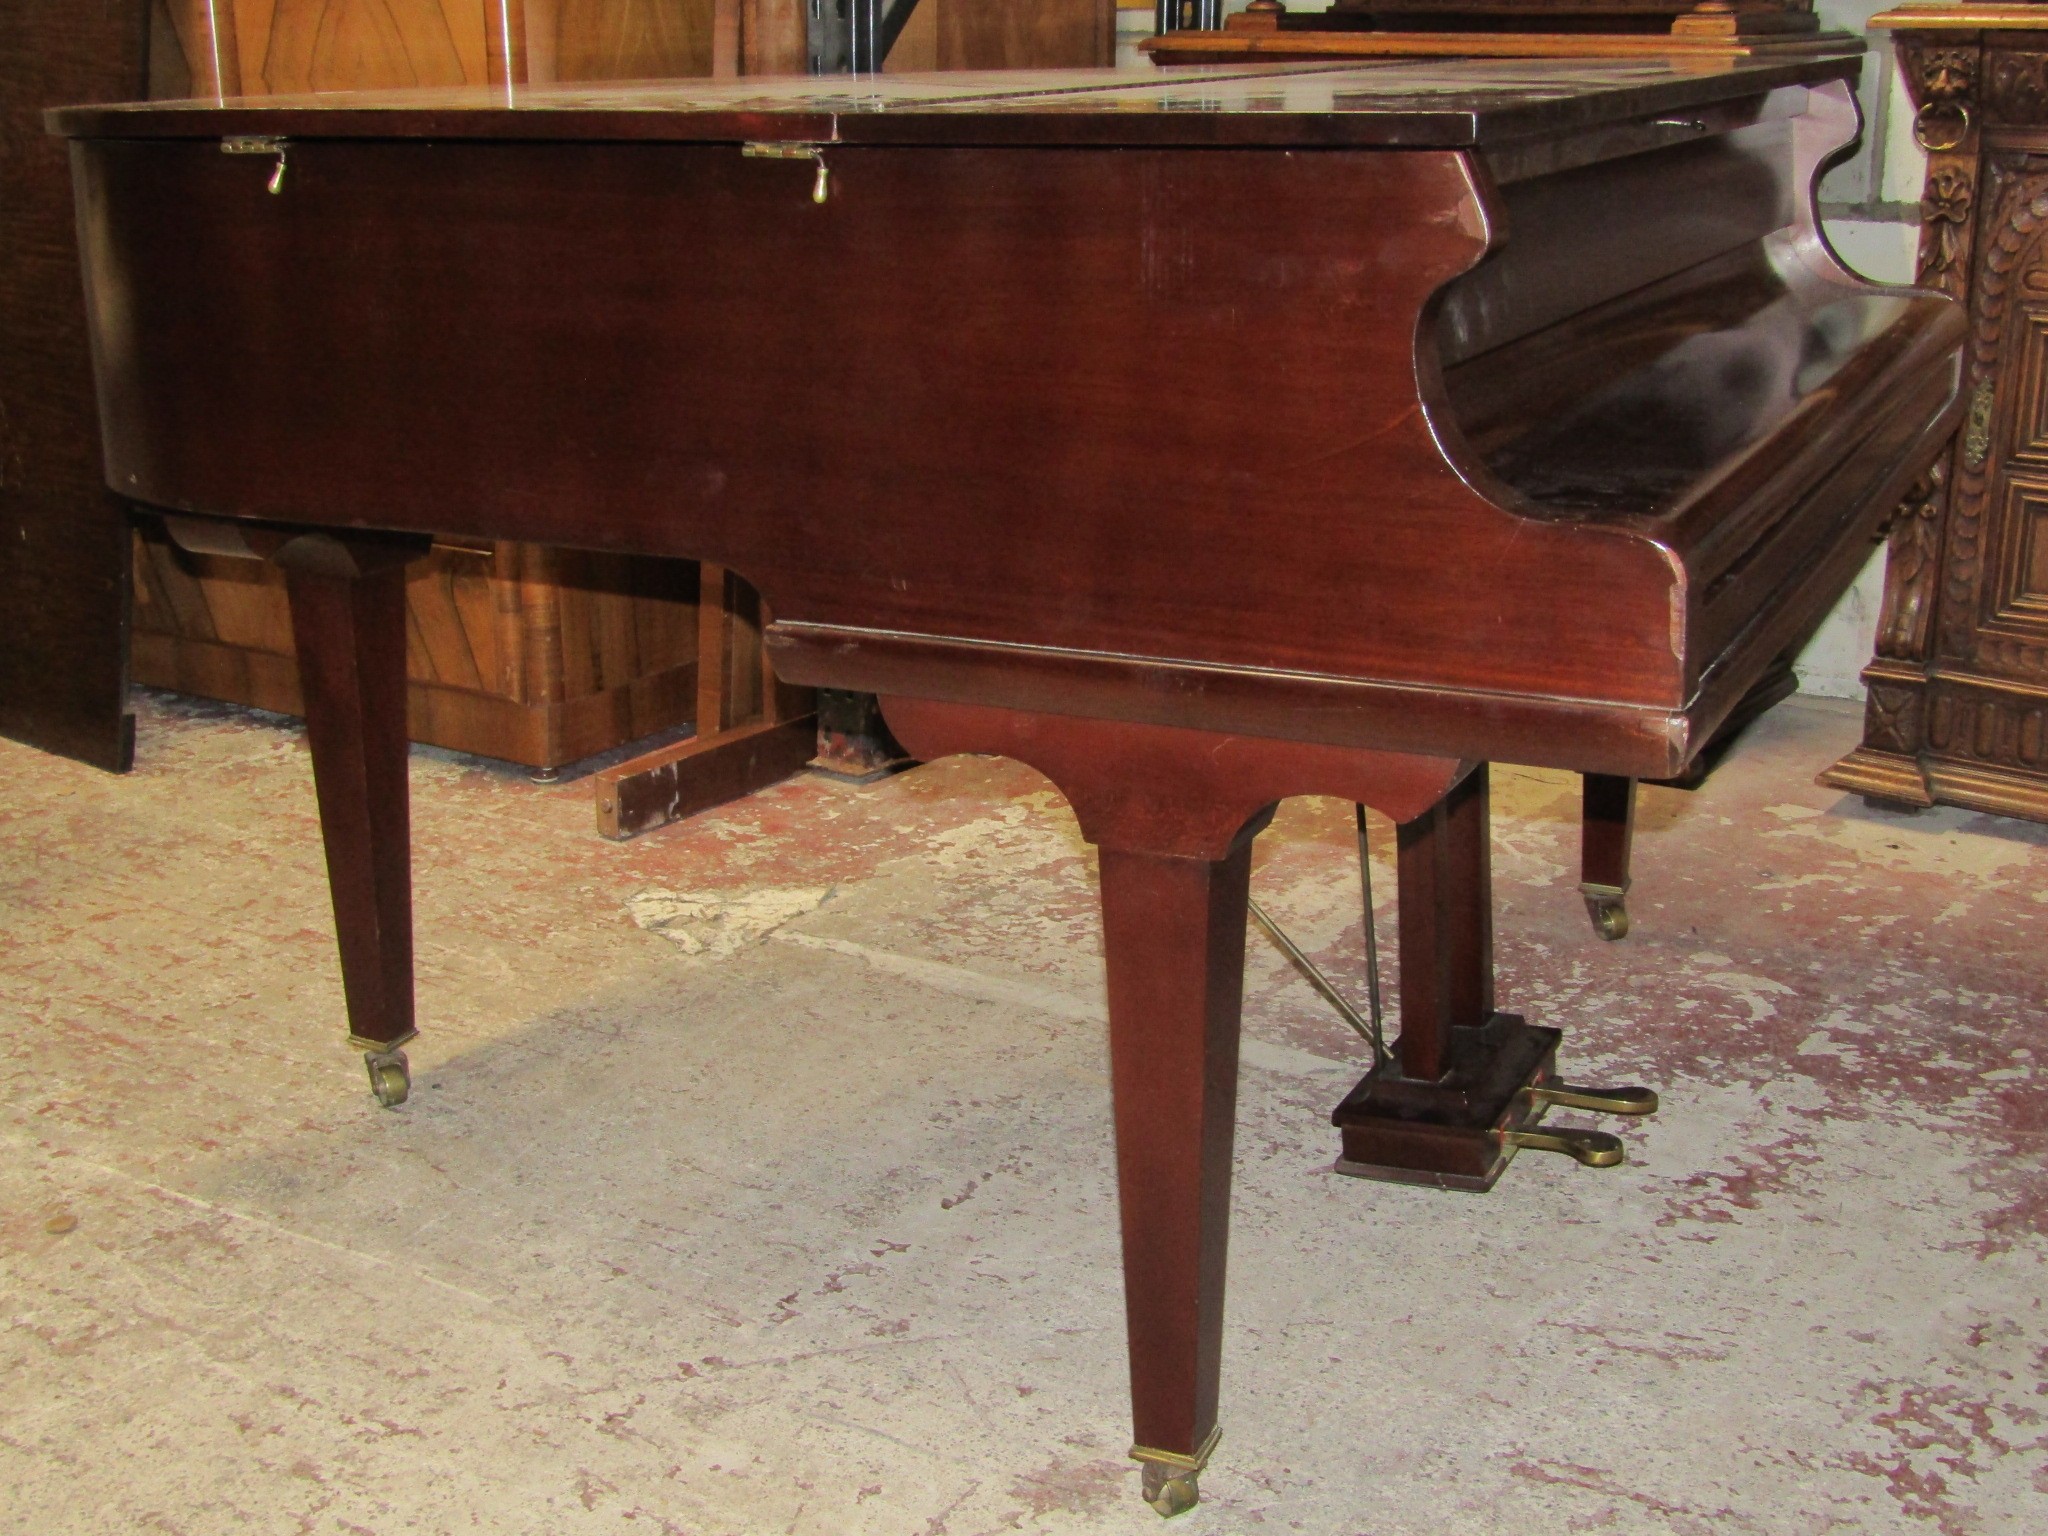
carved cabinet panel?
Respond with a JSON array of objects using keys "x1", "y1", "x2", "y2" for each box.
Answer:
[{"x1": 1824, "y1": 20, "x2": 2048, "y2": 819}]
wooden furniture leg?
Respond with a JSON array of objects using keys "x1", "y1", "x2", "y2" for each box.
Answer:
[
  {"x1": 274, "y1": 532, "x2": 427, "y2": 1106},
  {"x1": 1579, "y1": 772, "x2": 1635, "y2": 941},
  {"x1": 878, "y1": 694, "x2": 1472, "y2": 1515},
  {"x1": 1573, "y1": 652, "x2": 1799, "y2": 940},
  {"x1": 159, "y1": 518, "x2": 431, "y2": 1104},
  {"x1": 594, "y1": 563, "x2": 817, "y2": 838},
  {"x1": 1099, "y1": 840, "x2": 1252, "y2": 1517}
]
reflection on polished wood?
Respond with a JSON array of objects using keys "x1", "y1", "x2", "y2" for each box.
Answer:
[{"x1": 53, "y1": 54, "x2": 1963, "y2": 1512}]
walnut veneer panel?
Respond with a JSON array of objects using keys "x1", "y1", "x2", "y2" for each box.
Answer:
[{"x1": 133, "y1": 524, "x2": 700, "y2": 765}]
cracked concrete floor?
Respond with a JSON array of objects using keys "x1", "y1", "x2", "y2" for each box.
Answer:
[{"x1": 3, "y1": 690, "x2": 2046, "y2": 1534}]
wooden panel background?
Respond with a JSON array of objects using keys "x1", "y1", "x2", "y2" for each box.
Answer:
[
  {"x1": 148, "y1": 0, "x2": 719, "y2": 95},
  {"x1": 0, "y1": 0, "x2": 150, "y2": 771}
]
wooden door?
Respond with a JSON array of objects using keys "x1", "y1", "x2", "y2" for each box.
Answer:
[{"x1": 0, "y1": 2, "x2": 151, "y2": 771}]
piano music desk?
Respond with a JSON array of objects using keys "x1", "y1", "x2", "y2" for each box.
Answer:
[{"x1": 50, "y1": 57, "x2": 1962, "y2": 1513}]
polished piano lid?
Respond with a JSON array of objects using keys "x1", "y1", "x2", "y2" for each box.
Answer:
[{"x1": 47, "y1": 56, "x2": 1862, "y2": 147}]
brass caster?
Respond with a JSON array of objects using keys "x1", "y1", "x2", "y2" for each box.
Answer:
[
  {"x1": 1141, "y1": 1465, "x2": 1200, "y2": 1518},
  {"x1": 1582, "y1": 889, "x2": 1629, "y2": 941},
  {"x1": 364, "y1": 1049, "x2": 411, "y2": 1108},
  {"x1": 1132, "y1": 1427, "x2": 1217, "y2": 1518}
]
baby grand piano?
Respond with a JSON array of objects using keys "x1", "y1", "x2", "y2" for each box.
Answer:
[{"x1": 52, "y1": 56, "x2": 1960, "y2": 1516}]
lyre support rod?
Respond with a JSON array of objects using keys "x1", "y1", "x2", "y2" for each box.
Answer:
[{"x1": 1247, "y1": 896, "x2": 1387, "y2": 1064}]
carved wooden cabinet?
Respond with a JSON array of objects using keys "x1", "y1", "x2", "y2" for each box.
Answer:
[{"x1": 1824, "y1": 7, "x2": 2048, "y2": 818}]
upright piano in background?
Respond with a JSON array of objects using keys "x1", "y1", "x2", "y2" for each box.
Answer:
[{"x1": 51, "y1": 56, "x2": 1961, "y2": 1516}]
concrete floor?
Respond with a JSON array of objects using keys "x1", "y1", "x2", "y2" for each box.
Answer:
[{"x1": 3, "y1": 691, "x2": 2046, "y2": 1534}]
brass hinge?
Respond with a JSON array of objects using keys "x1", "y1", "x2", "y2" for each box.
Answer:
[
  {"x1": 742, "y1": 141, "x2": 830, "y2": 205},
  {"x1": 222, "y1": 135, "x2": 288, "y2": 194}
]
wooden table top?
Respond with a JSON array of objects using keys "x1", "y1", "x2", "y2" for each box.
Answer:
[{"x1": 49, "y1": 55, "x2": 1861, "y2": 148}]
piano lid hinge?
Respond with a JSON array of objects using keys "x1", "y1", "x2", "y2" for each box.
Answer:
[
  {"x1": 222, "y1": 135, "x2": 288, "y2": 194},
  {"x1": 742, "y1": 141, "x2": 830, "y2": 205}
]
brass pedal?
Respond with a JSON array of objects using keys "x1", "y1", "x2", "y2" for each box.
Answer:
[
  {"x1": 1526, "y1": 1082, "x2": 1658, "y2": 1116},
  {"x1": 1504, "y1": 1126, "x2": 1626, "y2": 1167}
]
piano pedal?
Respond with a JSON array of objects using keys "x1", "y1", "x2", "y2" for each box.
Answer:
[
  {"x1": 1503, "y1": 1126, "x2": 1624, "y2": 1167},
  {"x1": 1526, "y1": 1081, "x2": 1658, "y2": 1115},
  {"x1": 1330, "y1": 1017, "x2": 1656, "y2": 1191},
  {"x1": 1580, "y1": 881, "x2": 1630, "y2": 941}
]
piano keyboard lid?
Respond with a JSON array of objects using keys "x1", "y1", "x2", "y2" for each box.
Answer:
[{"x1": 48, "y1": 54, "x2": 1863, "y2": 149}]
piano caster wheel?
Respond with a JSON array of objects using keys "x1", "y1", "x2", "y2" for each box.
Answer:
[
  {"x1": 1132, "y1": 1428, "x2": 1216, "y2": 1518},
  {"x1": 1140, "y1": 1465, "x2": 1200, "y2": 1518},
  {"x1": 1584, "y1": 892, "x2": 1629, "y2": 941},
  {"x1": 364, "y1": 1049, "x2": 411, "y2": 1108}
]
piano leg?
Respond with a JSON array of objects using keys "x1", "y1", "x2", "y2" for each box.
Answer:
[
  {"x1": 875, "y1": 694, "x2": 1470, "y2": 1515},
  {"x1": 275, "y1": 533, "x2": 425, "y2": 1107},
  {"x1": 1579, "y1": 773, "x2": 1635, "y2": 941},
  {"x1": 1100, "y1": 841, "x2": 1251, "y2": 1516}
]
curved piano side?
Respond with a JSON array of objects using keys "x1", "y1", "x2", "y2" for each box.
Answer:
[{"x1": 1424, "y1": 76, "x2": 1966, "y2": 772}]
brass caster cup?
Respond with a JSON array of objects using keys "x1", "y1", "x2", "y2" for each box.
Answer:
[
  {"x1": 1133, "y1": 1428, "x2": 1216, "y2": 1518},
  {"x1": 364, "y1": 1049, "x2": 411, "y2": 1108},
  {"x1": 1141, "y1": 1466, "x2": 1200, "y2": 1518},
  {"x1": 1582, "y1": 889, "x2": 1629, "y2": 941}
]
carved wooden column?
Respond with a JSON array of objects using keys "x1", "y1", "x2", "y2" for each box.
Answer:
[
  {"x1": 1826, "y1": 11, "x2": 2048, "y2": 822},
  {"x1": 1822, "y1": 22, "x2": 1982, "y2": 810}
]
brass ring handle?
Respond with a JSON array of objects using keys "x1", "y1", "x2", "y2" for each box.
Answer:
[{"x1": 1915, "y1": 101, "x2": 1971, "y2": 154}]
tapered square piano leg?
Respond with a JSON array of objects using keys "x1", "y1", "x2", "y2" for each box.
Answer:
[
  {"x1": 1580, "y1": 773, "x2": 1636, "y2": 941},
  {"x1": 877, "y1": 694, "x2": 1478, "y2": 1515},
  {"x1": 1099, "y1": 841, "x2": 1252, "y2": 1516},
  {"x1": 276, "y1": 533, "x2": 426, "y2": 1107}
]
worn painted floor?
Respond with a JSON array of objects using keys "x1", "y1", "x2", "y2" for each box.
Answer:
[{"x1": 2, "y1": 691, "x2": 2045, "y2": 1535}]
